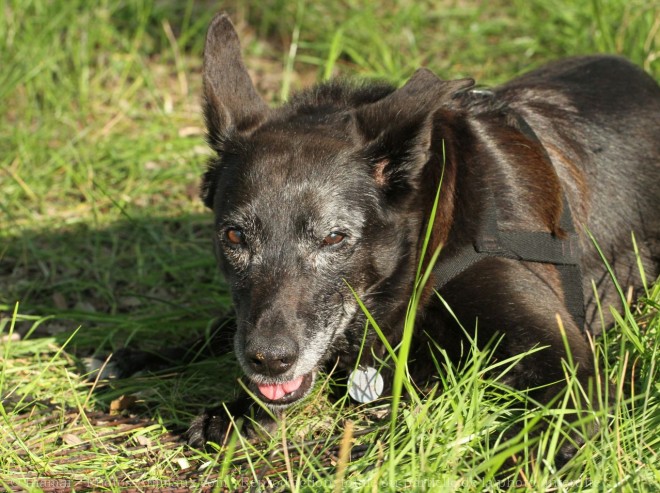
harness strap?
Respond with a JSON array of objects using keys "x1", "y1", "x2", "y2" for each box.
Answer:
[{"x1": 432, "y1": 114, "x2": 586, "y2": 330}]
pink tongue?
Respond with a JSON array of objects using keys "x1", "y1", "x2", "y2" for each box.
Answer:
[{"x1": 258, "y1": 376, "x2": 304, "y2": 401}]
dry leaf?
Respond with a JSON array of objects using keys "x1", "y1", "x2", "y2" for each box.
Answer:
[
  {"x1": 135, "y1": 435, "x2": 152, "y2": 447},
  {"x1": 110, "y1": 395, "x2": 137, "y2": 414},
  {"x1": 61, "y1": 433, "x2": 83, "y2": 446},
  {"x1": 52, "y1": 292, "x2": 68, "y2": 310},
  {"x1": 0, "y1": 333, "x2": 21, "y2": 343}
]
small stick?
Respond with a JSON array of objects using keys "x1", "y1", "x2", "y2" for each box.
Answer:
[{"x1": 333, "y1": 420, "x2": 354, "y2": 493}]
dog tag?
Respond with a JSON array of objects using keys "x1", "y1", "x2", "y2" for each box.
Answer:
[{"x1": 348, "y1": 366, "x2": 384, "y2": 403}]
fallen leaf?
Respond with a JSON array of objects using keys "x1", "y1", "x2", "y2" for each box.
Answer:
[
  {"x1": 61, "y1": 433, "x2": 83, "y2": 446},
  {"x1": 52, "y1": 292, "x2": 68, "y2": 310},
  {"x1": 135, "y1": 435, "x2": 152, "y2": 447},
  {"x1": 0, "y1": 333, "x2": 21, "y2": 343},
  {"x1": 110, "y1": 395, "x2": 137, "y2": 414}
]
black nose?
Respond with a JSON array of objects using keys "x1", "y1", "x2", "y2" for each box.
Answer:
[{"x1": 245, "y1": 336, "x2": 298, "y2": 377}]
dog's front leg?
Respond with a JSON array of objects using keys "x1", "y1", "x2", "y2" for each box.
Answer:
[
  {"x1": 186, "y1": 390, "x2": 278, "y2": 447},
  {"x1": 439, "y1": 260, "x2": 598, "y2": 463}
]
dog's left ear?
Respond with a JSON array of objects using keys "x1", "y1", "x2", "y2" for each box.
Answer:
[
  {"x1": 355, "y1": 69, "x2": 474, "y2": 194},
  {"x1": 201, "y1": 13, "x2": 270, "y2": 209}
]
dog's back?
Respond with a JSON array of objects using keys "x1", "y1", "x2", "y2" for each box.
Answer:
[{"x1": 496, "y1": 56, "x2": 660, "y2": 329}]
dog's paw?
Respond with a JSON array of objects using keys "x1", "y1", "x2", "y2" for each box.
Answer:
[
  {"x1": 186, "y1": 406, "x2": 234, "y2": 447},
  {"x1": 186, "y1": 400, "x2": 279, "y2": 448},
  {"x1": 107, "y1": 347, "x2": 161, "y2": 376}
]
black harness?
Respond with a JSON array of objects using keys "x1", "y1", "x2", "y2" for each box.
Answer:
[{"x1": 432, "y1": 113, "x2": 586, "y2": 330}]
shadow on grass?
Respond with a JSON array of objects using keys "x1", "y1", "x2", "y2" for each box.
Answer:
[{"x1": 0, "y1": 212, "x2": 242, "y2": 428}]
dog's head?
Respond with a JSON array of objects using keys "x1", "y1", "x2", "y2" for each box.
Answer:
[{"x1": 200, "y1": 14, "x2": 474, "y2": 407}]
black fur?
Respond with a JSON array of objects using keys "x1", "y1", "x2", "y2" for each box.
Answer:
[{"x1": 187, "y1": 13, "x2": 660, "y2": 455}]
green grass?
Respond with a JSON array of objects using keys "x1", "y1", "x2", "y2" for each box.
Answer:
[{"x1": 1, "y1": 0, "x2": 659, "y2": 491}]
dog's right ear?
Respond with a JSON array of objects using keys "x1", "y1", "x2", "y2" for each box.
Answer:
[
  {"x1": 201, "y1": 13, "x2": 269, "y2": 208},
  {"x1": 203, "y1": 13, "x2": 269, "y2": 148}
]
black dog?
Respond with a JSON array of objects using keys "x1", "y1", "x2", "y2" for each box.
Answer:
[{"x1": 187, "y1": 13, "x2": 660, "y2": 447}]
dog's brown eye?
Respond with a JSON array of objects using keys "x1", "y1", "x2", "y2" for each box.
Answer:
[
  {"x1": 323, "y1": 232, "x2": 345, "y2": 246},
  {"x1": 226, "y1": 228, "x2": 244, "y2": 246}
]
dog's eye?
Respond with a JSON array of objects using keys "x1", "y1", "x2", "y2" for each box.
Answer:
[
  {"x1": 225, "y1": 227, "x2": 245, "y2": 246},
  {"x1": 322, "y1": 232, "x2": 346, "y2": 247}
]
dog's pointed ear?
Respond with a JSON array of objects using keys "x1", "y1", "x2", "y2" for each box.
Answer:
[
  {"x1": 203, "y1": 13, "x2": 269, "y2": 152},
  {"x1": 201, "y1": 14, "x2": 270, "y2": 209},
  {"x1": 355, "y1": 69, "x2": 474, "y2": 195}
]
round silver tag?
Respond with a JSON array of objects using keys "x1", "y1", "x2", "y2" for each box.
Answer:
[{"x1": 347, "y1": 366, "x2": 384, "y2": 403}]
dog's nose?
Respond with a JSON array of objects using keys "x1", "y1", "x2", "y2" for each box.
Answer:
[{"x1": 245, "y1": 336, "x2": 298, "y2": 377}]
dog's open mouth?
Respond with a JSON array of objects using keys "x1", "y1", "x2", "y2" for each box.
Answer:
[{"x1": 253, "y1": 372, "x2": 314, "y2": 405}]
